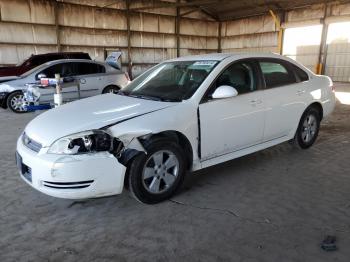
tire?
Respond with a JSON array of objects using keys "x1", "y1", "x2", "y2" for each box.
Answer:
[
  {"x1": 7, "y1": 91, "x2": 28, "y2": 113},
  {"x1": 128, "y1": 139, "x2": 187, "y2": 204},
  {"x1": 102, "y1": 85, "x2": 120, "y2": 94},
  {"x1": 293, "y1": 107, "x2": 321, "y2": 149}
]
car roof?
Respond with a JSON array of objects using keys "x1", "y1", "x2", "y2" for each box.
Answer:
[
  {"x1": 32, "y1": 52, "x2": 88, "y2": 56},
  {"x1": 42, "y1": 59, "x2": 102, "y2": 67},
  {"x1": 20, "y1": 59, "x2": 105, "y2": 77},
  {"x1": 167, "y1": 52, "x2": 290, "y2": 62}
]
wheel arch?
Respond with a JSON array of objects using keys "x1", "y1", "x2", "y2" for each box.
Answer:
[
  {"x1": 5, "y1": 90, "x2": 24, "y2": 108},
  {"x1": 143, "y1": 131, "x2": 194, "y2": 170},
  {"x1": 120, "y1": 130, "x2": 193, "y2": 188},
  {"x1": 102, "y1": 84, "x2": 121, "y2": 94},
  {"x1": 120, "y1": 130, "x2": 194, "y2": 169},
  {"x1": 307, "y1": 101, "x2": 323, "y2": 121}
]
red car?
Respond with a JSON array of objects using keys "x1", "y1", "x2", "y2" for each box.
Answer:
[{"x1": 0, "y1": 52, "x2": 91, "y2": 77}]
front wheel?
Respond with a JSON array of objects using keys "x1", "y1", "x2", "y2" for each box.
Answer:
[
  {"x1": 293, "y1": 107, "x2": 320, "y2": 149},
  {"x1": 7, "y1": 91, "x2": 28, "y2": 113},
  {"x1": 128, "y1": 140, "x2": 187, "y2": 204}
]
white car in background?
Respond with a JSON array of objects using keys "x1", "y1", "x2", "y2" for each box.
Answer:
[
  {"x1": 16, "y1": 53, "x2": 335, "y2": 204},
  {"x1": 0, "y1": 58, "x2": 130, "y2": 113}
]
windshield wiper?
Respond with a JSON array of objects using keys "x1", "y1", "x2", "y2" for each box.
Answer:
[
  {"x1": 128, "y1": 94, "x2": 163, "y2": 101},
  {"x1": 118, "y1": 91, "x2": 180, "y2": 102}
]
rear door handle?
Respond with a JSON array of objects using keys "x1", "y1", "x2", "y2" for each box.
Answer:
[{"x1": 80, "y1": 78, "x2": 86, "y2": 84}]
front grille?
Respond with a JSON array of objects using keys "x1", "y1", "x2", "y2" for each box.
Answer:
[
  {"x1": 42, "y1": 180, "x2": 94, "y2": 189},
  {"x1": 22, "y1": 132, "x2": 42, "y2": 153}
]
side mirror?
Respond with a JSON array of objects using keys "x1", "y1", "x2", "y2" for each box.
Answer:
[
  {"x1": 212, "y1": 85, "x2": 238, "y2": 99},
  {"x1": 37, "y1": 73, "x2": 47, "y2": 79}
]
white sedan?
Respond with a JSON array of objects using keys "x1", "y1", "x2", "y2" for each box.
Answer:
[
  {"x1": 0, "y1": 58, "x2": 129, "y2": 113},
  {"x1": 16, "y1": 53, "x2": 335, "y2": 204}
]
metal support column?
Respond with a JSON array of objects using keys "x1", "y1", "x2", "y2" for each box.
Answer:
[
  {"x1": 54, "y1": 0, "x2": 61, "y2": 52},
  {"x1": 317, "y1": 4, "x2": 331, "y2": 75},
  {"x1": 126, "y1": 0, "x2": 132, "y2": 79},
  {"x1": 218, "y1": 21, "x2": 222, "y2": 53},
  {"x1": 176, "y1": 0, "x2": 180, "y2": 57},
  {"x1": 269, "y1": 10, "x2": 284, "y2": 55}
]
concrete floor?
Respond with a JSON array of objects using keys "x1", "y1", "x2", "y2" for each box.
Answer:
[{"x1": 0, "y1": 84, "x2": 350, "y2": 262}]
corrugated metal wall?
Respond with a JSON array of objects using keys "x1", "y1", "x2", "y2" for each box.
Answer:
[
  {"x1": 324, "y1": 3, "x2": 350, "y2": 82},
  {"x1": 1, "y1": 0, "x2": 350, "y2": 80},
  {"x1": 0, "y1": 0, "x2": 219, "y2": 77},
  {"x1": 282, "y1": 4, "x2": 326, "y2": 73},
  {"x1": 221, "y1": 15, "x2": 279, "y2": 54}
]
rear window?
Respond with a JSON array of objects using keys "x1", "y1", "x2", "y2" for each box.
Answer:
[
  {"x1": 259, "y1": 61, "x2": 296, "y2": 88},
  {"x1": 291, "y1": 64, "x2": 309, "y2": 82},
  {"x1": 66, "y1": 53, "x2": 91, "y2": 60}
]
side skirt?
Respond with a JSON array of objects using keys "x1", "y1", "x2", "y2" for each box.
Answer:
[{"x1": 194, "y1": 135, "x2": 291, "y2": 171}]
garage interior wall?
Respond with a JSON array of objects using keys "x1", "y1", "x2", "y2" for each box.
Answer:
[
  {"x1": 0, "y1": 0, "x2": 350, "y2": 80},
  {"x1": 0, "y1": 0, "x2": 218, "y2": 77}
]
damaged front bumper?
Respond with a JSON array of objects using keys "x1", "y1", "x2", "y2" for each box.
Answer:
[{"x1": 16, "y1": 134, "x2": 126, "y2": 199}]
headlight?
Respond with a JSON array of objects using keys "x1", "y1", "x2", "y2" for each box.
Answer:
[{"x1": 48, "y1": 130, "x2": 122, "y2": 155}]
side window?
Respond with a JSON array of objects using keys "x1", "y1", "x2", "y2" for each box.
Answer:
[
  {"x1": 76, "y1": 63, "x2": 106, "y2": 75},
  {"x1": 37, "y1": 63, "x2": 76, "y2": 79},
  {"x1": 37, "y1": 64, "x2": 63, "y2": 79},
  {"x1": 259, "y1": 61, "x2": 296, "y2": 88},
  {"x1": 290, "y1": 64, "x2": 309, "y2": 82},
  {"x1": 215, "y1": 61, "x2": 256, "y2": 95}
]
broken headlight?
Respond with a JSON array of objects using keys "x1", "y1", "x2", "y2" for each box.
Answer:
[{"x1": 48, "y1": 130, "x2": 122, "y2": 155}]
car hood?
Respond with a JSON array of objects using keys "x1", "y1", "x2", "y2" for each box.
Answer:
[
  {"x1": 0, "y1": 75, "x2": 21, "y2": 84},
  {"x1": 25, "y1": 94, "x2": 176, "y2": 147}
]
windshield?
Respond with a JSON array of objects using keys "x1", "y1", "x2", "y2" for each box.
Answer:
[
  {"x1": 121, "y1": 60, "x2": 218, "y2": 102},
  {"x1": 20, "y1": 63, "x2": 48, "y2": 77}
]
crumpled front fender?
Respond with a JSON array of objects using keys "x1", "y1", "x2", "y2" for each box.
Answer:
[{"x1": 110, "y1": 130, "x2": 152, "y2": 153}]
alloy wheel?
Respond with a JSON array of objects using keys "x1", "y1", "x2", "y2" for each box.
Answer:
[
  {"x1": 142, "y1": 150, "x2": 179, "y2": 194},
  {"x1": 301, "y1": 114, "x2": 317, "y2": 143},
  {"x1": 10, "y1": 94, "x2": 28, "y2": 112}
]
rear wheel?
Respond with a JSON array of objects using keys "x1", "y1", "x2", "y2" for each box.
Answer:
[
  {"x1": 7, "y1": 91, "x2": 28, "y2": 113},
  {"x1": 128, "y1": 139, "x2": 187, "y2": 204},
  {"x1": 102, "y1": 85, "x2": 120, "y2": 94},
  {"x1": 293, "y1": 107, "x2": 320, "y2": 149}
]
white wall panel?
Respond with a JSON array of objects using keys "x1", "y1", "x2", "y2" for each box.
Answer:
[
  {"x1": 287, "y1": 4, "x2": 325, "y2": 22},
  {"x1": 0, "y1": 0, "x2": 55, "y2": 24},
  {"x1": 0, "y1": 44, "x2": 57, "y2": 65},
  {"x1": 60, "y1": 28, "x2": 128, "y2": 47},
  {"x1": 222, "y1": 32, "x2": 277, "y2": 49},
  {"x1": 180, "y1": 19, "x2": 218, "y2": 37},
  {"x1": 222, "y1": 15, "x2": 275, "y2": 36},
  {"x1": 180, "y1": 36, "x2": 217, "y2": 49},
  {"x1": 131, "y1": 32, "x2": 175, "y2": 48},
  {"x1": 0, "y1": 22, "x2": 56, "y2": 44}
]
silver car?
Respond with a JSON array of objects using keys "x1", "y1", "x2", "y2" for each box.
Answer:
[{"x1": 0, "y1": 58, "x2": 129, "y2": 113}]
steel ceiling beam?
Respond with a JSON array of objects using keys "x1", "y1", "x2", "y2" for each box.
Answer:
[{"x1": 129, "y1": 0, "x2": 217, "y2": 11}]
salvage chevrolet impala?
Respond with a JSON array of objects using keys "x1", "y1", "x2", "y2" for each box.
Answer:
[{"x1": 16, "y1": 53, "x2": 335, "y2": 204}]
